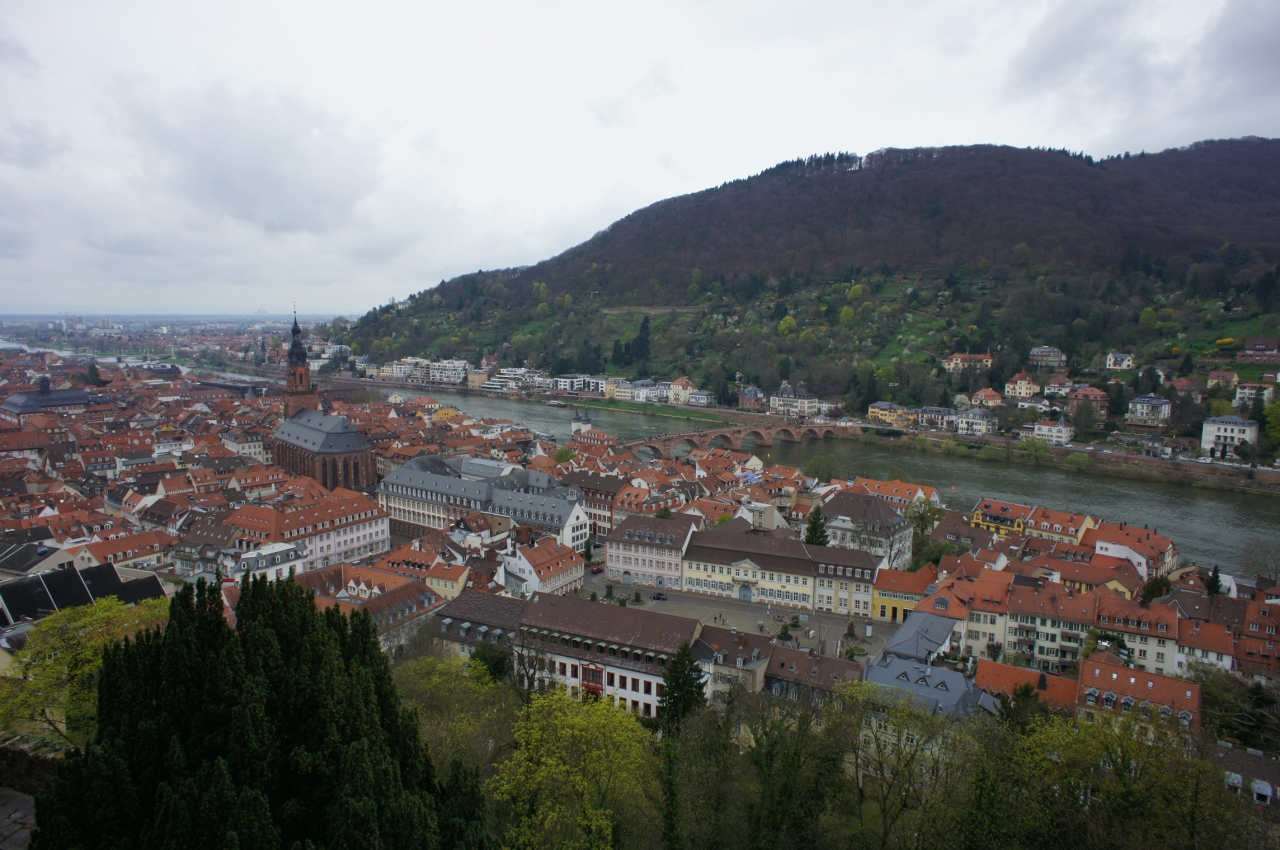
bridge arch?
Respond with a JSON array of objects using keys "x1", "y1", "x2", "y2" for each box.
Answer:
[
  {"x1": 705, "y1": 431, "x2": 741, "y2": 450},
  {"x1": 741, "y1": 429, "x2": 774, "y2": 448},
  {"x1": 668, "y1": 437, "x2": 701, "y2": 456}
]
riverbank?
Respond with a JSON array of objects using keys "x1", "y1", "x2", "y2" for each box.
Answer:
[{"x1": 848, "y1": 430, "x2": 1280, "y2": 498}]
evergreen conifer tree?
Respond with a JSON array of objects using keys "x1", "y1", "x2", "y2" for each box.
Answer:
[
  {"x1": 658, "y1": 642, "x2": 706, "y2": 733},
  {"x1": 1207, "y1": 565, "x2": 1222, "y2": 596},
  {"x1": 33, "y1": 576, "x2": 484, "y2": 850},
  {"x1": 804, "y1": 505, "x2": 829, "y2": 546},
  {"x1": 634, "y1": 316, "x2": 651, "y2": 362}
]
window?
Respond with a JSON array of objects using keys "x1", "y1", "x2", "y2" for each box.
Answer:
[{"x1": 607, "y1": 672, "x2": 615, "y2": 687}]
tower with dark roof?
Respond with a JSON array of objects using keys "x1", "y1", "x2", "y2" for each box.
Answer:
[{"x1": 284, "y1": 312, "x2": 320, "y2": 417}]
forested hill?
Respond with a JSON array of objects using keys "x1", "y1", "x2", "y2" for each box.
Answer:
[{"x1": 342, "y1": 138, "x2": 1280, "y2": 406}]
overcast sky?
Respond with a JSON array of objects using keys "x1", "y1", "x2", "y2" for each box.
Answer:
[{"x1": 1, "y1": 0, "x2": 1278, "y2": 317}]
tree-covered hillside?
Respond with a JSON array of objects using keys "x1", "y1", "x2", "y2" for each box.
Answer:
[{"x1": 342, "y1": 138, "x2": 1280, "y2": 407}]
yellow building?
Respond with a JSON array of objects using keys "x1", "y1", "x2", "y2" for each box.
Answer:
[
  {"x1": 432, "y1": 406, "x2": 462, "y2": 421},
  {"x1": 867, "y1": 402, "x2": 915, "y2": 428},
  {"x1": 871, "y1": 564, "x2": 937, "y2": 624},
  {"x1": 1023, "y1": 507, "x2": 1096, "y2": 544},
  {"x1": 423, "y1": 561, "x2": 470, "y2": 601},
  {"x1": 970, "y1": 497, "x2": 1035, "y2": 538}
]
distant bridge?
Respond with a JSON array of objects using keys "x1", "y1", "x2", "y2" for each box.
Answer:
[{"x1": 618, "y1": 423, "x2": 861, "y2": 459}]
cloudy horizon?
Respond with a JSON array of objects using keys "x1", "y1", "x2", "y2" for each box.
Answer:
[{"x1": 1, "y1": 0, "x2": 1278, "y2": 317}]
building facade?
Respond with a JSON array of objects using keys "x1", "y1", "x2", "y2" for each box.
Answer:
[
  {"x1": 604, "y1": 516, "x2": 698, "y2": 589},
  {"x1": 273, "y1": 408, "x2": 377, "y2": 491}
]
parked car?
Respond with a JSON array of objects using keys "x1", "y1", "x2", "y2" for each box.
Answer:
[
  {"x1": 651, "y1": 593, "x2": 667, "y2": 601},
  {"x1": 1197, "y1": 457, "x2": 1213, "y2": 464},
  {"x1": 591, "y1": 566, "x2": 604, "y2": 574}
]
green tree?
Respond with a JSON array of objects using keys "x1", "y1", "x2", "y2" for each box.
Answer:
[
  {"x1": 1141, "y1": 574, "x2": 1172, "y2": 603},
  {"x1": 1178, "y1": 349, "x2": 1195, "y2": 375},
  {"x1": 839, "y1": 305, "x2": 857, "y2": 327},
  {"x1": 394, "y1": 654, "x2": 518, "y2": 778},
  {"x1": 633, "y1": 315, "x2": 651, "y2": 362},
  {"x1": 803, "y1": 505, "x2": 830, "y2": 546},
  {"x1": 777, "y1": 316, "x2": 798, "y2": 336},
  {"x1": 487, "y1": 690, "x2": 656, "y2": 850},
  {"x1": 583, "y1": 537, "x2": 593, "y2": 561},
  {"x1": 33, "y1": 577, "x2": 474, "y2": 850},
  {"x1": 658, "y1": 642, "x2": 707, "y2": 733},
  {"x1": 555, "y1": 447, "x2": 576, "y2": 463},
  {"x1": 0, "y1": 596, "x2": 168, "y2": 747},
  {"x1": 471, "y1": 642, "x2": 513, "y2": 683},
  {"x1": 1207, "y1": 565, "x2": 1222, "y2": 596},
  {"x1": 1266, "y1": 399, "x2": 1280, "y2": 443},
  {"x1": 1021, "y1": 436, "x2": 1052, "y2": 465},
  {"x1": 1072, "y1": 399, "x2": 1097, "y2": 435},
  {"x1": 655, "y1": 507, "x2": 673, "y2": 519}
]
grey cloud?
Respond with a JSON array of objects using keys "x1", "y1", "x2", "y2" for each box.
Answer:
[
  {"x1": 83, "y1": 232, "x2": 165, "y2": 257},
  {"x1": 0, "y1": 224, "x2": 31, "y2": 259},
  {"x1": 0, "y1": 31, "x2": 35, "y2": 72},
  {"x1": 1199, "y1": 0, "x2": 1280, "y2": 101},
  {"x1": 121, "y1": 84, "x2": 381, "y2": 234},
  {"x1": 1003, "y1": 0, "x2": 1280, "y2": 147},
  {"x1": 0, "y1": 122, "x2": 65, "y2": 169},
  {"x1": 1005, "y1": 0, "x2": 1167, "y2": 108}
]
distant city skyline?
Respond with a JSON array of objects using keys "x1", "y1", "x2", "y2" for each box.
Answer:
[{"x1": 1, "y1": 1, "x2": 1277, "y2": 314}]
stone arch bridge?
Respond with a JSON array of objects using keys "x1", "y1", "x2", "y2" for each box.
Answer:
[{"x1": 620, "y1": 423, "x2": 860, "y2": 459}]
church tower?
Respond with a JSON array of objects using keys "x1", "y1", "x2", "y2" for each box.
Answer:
[{"x1": 284, "y1": 314, "x2": 319, "y2": 417}]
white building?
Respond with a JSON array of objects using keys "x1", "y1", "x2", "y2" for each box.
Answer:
[
  {"x1": 770, "y1": 382, "x2": 820, "y2": 417},
  {"x1": 226, "y1": 492, "x2": 391, "y2": 573},
  {"x1": 955, "y1": 407, "x2": 998, "y2": 436},
  {"x1": 429, "y1": 359, "x2": 470, "y2": 384},
  {"x1": 1201, "y1": 416, "x2": 1259, "y2": 455},
  {"x1": 1126, "y1": 394, "x2": 1172, "y2": 427},
  {"x1": 1105, "y1": 352, "x2": 1135, "y2": 370},
  {"x1": 1234, "y1": 383, "x2": 1276, "y2": 408},
  {"x1": 1031, "y1": 418, "x2": 1074, "y2": 446}
]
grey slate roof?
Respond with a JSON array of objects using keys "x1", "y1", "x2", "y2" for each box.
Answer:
[
  {"x1": 0, "y1": 387, "x2": 90, "y2": 415},
  {"x1": 380, "y1": 458, "x2": 582, "y2": 529},
  {"x1": 381, "y1": 466, "x2": 490, "y2": 500},
  {"x1": 520, "y1": 593, "x2": 700, "y2": 655},
  {"x1": 559, "y1": 471, "x2": 628, "y2": 496},
  {"x1": 433, "y1": 588, "x2": 526, "y2": 632},
  {"x1": 865, "y1": 657, "x2": 1000, "y2": 717},
  {"x1": 882, "y1": 612, "x2": 957, "y2": 662},
  {"x1": 490, "y1": 489, "x2": 580, "y2": 527},
  {"x1": 273, "y1": 408, "x2": 371, "y2": 454},
  {"x1": 684, "y1": 528, "x2": 880, "y2": 575},
  {"x1": 0, "y1": 542, "x2": 55, "y2": 577},
  {"x1": 823, "y1": 492, "x2": 911, "y2": 532},
  {"x1": 605, "y1": 516, "x2": 699, "y2": 550}
]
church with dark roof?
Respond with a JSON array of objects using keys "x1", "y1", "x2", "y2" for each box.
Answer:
[{"x1": 273, "y1": 316, "x2": 376, "y2": 490}]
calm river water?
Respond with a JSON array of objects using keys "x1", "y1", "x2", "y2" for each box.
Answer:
[{"x1": 396, "y1": 389, "x2": 1278, "y2": 574}]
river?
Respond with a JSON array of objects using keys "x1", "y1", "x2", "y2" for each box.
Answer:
[{"x1": 406, "y1": 388, "x2": 1278, "y2": 575}]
